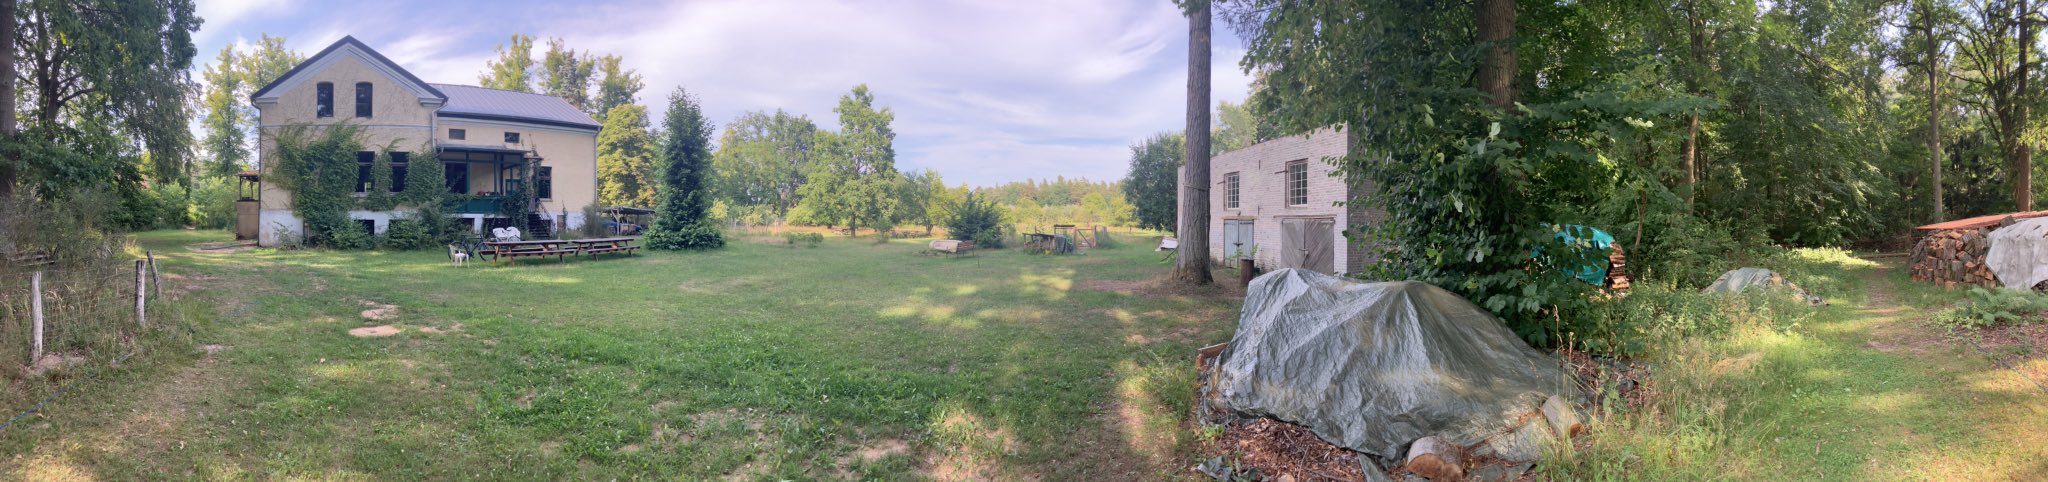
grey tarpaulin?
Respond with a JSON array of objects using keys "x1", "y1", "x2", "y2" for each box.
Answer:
[
  {"x1": 1214, "y1": 269, "x2": 1574, "y2": 458},
  {"x1": 1987, "y1": 217, "x2": 2048, "y2": 290},
  {"x1": 1704, "y1": 267, "x2": 1824, "y2": 305}
]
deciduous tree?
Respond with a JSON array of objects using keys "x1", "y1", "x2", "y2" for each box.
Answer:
[
  {"x1": 597, "y1": 104, "x2": 658, "y2": 208},
  {"x1": 1122, "y1": 131, "x2": 1182, "y2": 231},
  {"x1": 479, "y1": 33, "x2": 536, "y2": 93}
]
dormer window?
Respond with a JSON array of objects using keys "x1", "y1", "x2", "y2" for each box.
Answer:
[
  {"x1": 355, "y1": 82, "x2": 373, "y2": 118},
  {"x1": 504, "y1": 132, "x2": 521, "y2": 144},
  {"x1": 315, "y1": 82, "x2": 334, "y2": 118}
]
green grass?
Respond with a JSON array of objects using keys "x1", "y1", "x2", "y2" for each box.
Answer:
[
  {"x1": 1543, "y1": 249, "x2": 2048, "y2": 481},
  {"x1": 0, "y1": 229, "x2": 1234, "y2": 480}
]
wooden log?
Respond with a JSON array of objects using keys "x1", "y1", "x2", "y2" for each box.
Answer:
[
  {"x1": 1405, "y1": 436, "x2": 1466, "y2": 481},
  {"x1": 1543, "y1": 395, "x2": 1585, "y2": 438}
]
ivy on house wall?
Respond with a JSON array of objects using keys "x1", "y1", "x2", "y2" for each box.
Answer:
[
  {"x1": 270, "y1": 123, "x2": 367, "y2": 247},
  {"x1": 271, "y1": 124, "x2": 465, "y2": 249}
]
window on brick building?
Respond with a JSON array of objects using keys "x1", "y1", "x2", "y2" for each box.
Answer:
[
  {"x1": 1225, "y1": 172, "x2": 1241, "y2": 209},
  {"x1": 1286, "y1": 160, "x2": 1308, "y2": 206}
]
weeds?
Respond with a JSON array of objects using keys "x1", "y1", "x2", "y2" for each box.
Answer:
[{"x1": 1934, "y1": 287, "x2": 2048, "y2": 330}]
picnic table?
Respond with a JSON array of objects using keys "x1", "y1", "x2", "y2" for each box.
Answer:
[
  {"x1": 483, "y1": 239, "x2": 576, "y2": 263},
  {"x1": 569, "y1": 237, "x2": 640, "y2": 258},
  {"x1": 482, "y1": 237, "x2": 640, "y2": 264}
]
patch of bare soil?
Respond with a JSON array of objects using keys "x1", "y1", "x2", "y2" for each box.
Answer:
[
  {"x1": 20, "y1": 353, "x2": 88, "y2": 378},
  {"x1": 417, "y1": 323, "x2": 463, "y2": 334},
  {"x1": 834, "y1": 438, "x2": 912, "y2": 477},
  {"x1": 348, "y1": 325, "x2": 400, "y2": 337},
  {"x1": 359, "y1": 301, "x2": 399, "y2": 320},
  {"x1": 1969, "y1": 322, "x2": 2048, "y2": 386},
  {"x1": 1206, "y1": 418, "x2": 1369, "y2": 482}
]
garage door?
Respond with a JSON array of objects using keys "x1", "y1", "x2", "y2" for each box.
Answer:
[{"x1": 1280, "y1": 217, "x2": 1335, "y2": 273}]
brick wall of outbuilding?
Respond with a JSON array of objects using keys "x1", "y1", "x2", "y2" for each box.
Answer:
[{"x1": 1204, "y1": 126, "x2": 1380, "y2": 274}]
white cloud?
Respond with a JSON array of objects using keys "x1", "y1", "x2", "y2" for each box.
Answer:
[
  {"x1": 189, "y1": 0, "x2": 1258, "y2": 187},
  {"x1": 194, "y1": 0, "x2": 297, "y2": 43},
  {"x1": 543, "y1": 0, "x2": 1252, "y2": 186}
]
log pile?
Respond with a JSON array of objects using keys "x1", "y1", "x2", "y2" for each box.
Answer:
[
  {"x1": 1910, "y1": 228, "x2": 2000, "y2": 289},
  {"x1": 1605, "y1": 245, "x2": 1632, "y2": 293}
]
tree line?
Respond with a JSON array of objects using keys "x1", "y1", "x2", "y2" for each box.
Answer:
[{"x1": 1146, "y1": 0, "x2": 2048, "y2": 344}]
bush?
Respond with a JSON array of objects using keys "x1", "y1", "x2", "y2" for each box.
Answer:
[
  {"x1": 384, "y1": 219, "x2": 441, "y2": 251},
  {"x1": 1937, "y1": 287, "x2": 2048, "y2": 330},
  {"x1": 946, "y1": 192, "x2": 1007, "y2": 249},
  {"x1": 329, "y1": 222, "x2": 377, "y2": 250},
  {"x1": 646, "y1": 222, "x2": 725, "y2": 250},
  {"x1": 783, "y1": 232, "x2": 823, "y2": 248}
]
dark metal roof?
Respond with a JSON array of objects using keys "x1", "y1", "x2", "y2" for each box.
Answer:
[
  {"x1": 432, "y1": 84, "x2": 602, "y2": 131},
  {"x1": 249, "y1": 36, "x2": 446, "y2": 101}
]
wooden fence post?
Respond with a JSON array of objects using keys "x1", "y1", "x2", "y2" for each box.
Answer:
[
  {"x1": 135, "y1": 259, "x2": 147, "y2": 327},
  {"x1": 146, "y1": 250, "x2": 162, "y2": 300},
  {"x1": 30, "y1": 271, "x2": 44, "y2": 364}
]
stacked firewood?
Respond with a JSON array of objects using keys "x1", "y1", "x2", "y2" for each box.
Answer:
[
  {"x1": 1606, "y1": 245, "x2": 1632, "y2": 293},
  {"x1": 1910, "y1": 228, "x2": 2000, "y2": 289}
]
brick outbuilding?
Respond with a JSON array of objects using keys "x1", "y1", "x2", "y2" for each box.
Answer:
[{"x1": 1189, "y1": 126, "x2": 1382, "y2": 275}]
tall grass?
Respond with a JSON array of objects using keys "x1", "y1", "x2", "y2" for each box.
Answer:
[
  {"x1": 1541, "y1": 248, "x2": 1870, "y2": 479},
  {"x1": 0, "y1": 198, "x2": 194, "y2": 381}
]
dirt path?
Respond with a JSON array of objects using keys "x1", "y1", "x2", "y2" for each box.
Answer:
[{"x1": 1828, "y1": 264, "x2": 2048, "y2": 479}]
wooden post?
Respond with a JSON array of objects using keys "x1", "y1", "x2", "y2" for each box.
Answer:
[
  {"x1": 135, "y1": 259, "x2": 147, "y2": 327},
  {"x1": 146, "y1": 250, "x2": 162, "y2": 300},
  {"x1": 1239, "y1": 258, "x2": 1255, "y2": 288},
  {"x1": 30, "y1": 270, "x2": 43, "y2": 363}
]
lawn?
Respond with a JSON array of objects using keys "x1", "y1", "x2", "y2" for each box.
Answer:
[{"x1": 0, "y1": 229, "x2": 1237, "y2": 480}]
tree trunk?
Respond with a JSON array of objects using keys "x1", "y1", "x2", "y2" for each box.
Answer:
[
  {"x1": 0, "y1": 0, "x2": 16, "y2": 199},
  {"x1": 1174, "y1": 0, "x2": 1213, "y2": 286},
  {"x1": 1681, "y1": 0, "x2": 1706, "y2": 205},
  {"x1": 1475, "y1": 0, "x2": 1517, "y2": 108},
  {"x1": 2020, "y1": 0, "x2": 2034, "y2": 211},
  {"x1": 1926, "y1": 0, "x2": 1945, "y2": 221}
]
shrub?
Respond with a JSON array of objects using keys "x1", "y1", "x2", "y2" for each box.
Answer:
[
  {"x1": 1936, "y1": 287, "x2": 2048, "y2": 330},
  {"x1": 384, "y1": 218, "x2": 444, "y2": 251},
  {"x1": 946, "y1": 192, "x2": 1007, "y2": 249},
  {"x1": 646, "y1": 222, "x2": 725, "y2": 250},
  {"x1": 329, "y1": 222, "x2": 377, "y2": 250},
  {"x1": 783, "y1": 232, "x2": 823, "y2": 248}
]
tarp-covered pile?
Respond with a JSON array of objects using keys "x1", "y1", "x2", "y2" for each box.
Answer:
[
  {"x1": 1987, "y1": 217, "x2": 2048, "y2": 290},
  {"x1": 1704, "y1": 267, "x2": 1824, "y2": 305},
  {"x1": 1213, "y1": 269, "x2": 1575, "y2": 459}
]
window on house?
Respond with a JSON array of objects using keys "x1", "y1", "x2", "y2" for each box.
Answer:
[
  {"x1": 355, "y1": 82, "x2": 373, "y2": 118},
  {"x1": 389, "y1": 152, "x2": 409, "y2": 192},
  {"x1": 354, "y1": 151, "x2": 375, "y2": 193},
  {"x1": 504, "y1": 132, "x2": 521, "y2": 144},
  {"x1": 536, "y1": 166, "x2": 553, "y2": 199},
  {"x1": 443, "y1": 162, "x2": 469, "y2": 194},
  {"x1": 449, "y1": 128, "x2": 466, "y2": 140},
  {"x1": 1225, "y1": 172, "x2": 1241, "y2": 209},
  {"x1": 316, "y1": 82, "x2": 334, "y2": 118},
  {"x1": 1286, "y1": 160, "x2": 1308, "y2": 206}
]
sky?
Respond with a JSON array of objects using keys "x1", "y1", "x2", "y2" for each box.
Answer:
[{"x1": 194, "y1": 0, "x2": 1255, "y2": 188}]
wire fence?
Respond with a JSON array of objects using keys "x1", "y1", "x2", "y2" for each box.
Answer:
[{"x1": 0, "y1": 253, "x2": 176, "y2": 378}]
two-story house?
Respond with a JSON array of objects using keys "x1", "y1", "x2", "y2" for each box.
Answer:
[
  {"x1": 1198, "y1": 126, "x2": 1382, "y2": 275},
  {"x1": 250, "y1": 36, "x2": 600, "y2": 246}
]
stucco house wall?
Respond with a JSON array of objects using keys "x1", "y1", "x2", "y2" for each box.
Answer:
[
  {"x1": 1204, "y1": 126, "x2": 1381, "y2": 275},
  {"x1": 435, "y1": 119, "x2": 599, "y2": 222},
  {"x1": 251, "y1": 36, "x2": 601, "y2": 246}
]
